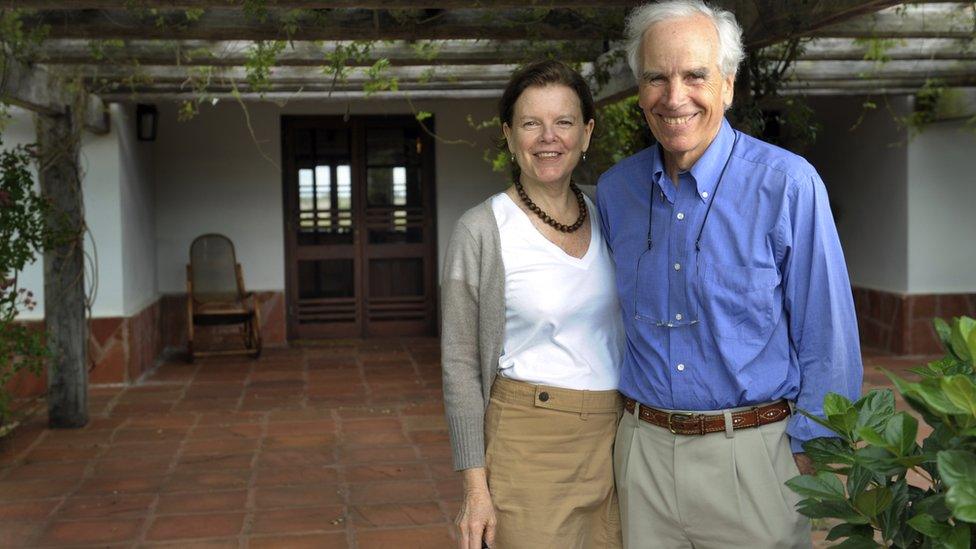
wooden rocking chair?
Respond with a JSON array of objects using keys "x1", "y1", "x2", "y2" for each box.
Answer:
[{"x1": 186, "y1": 234, "x2": 262, "y2": 362}]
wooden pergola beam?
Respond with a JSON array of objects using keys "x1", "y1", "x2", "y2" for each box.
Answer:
[
  {"x1": 594, "y1": 0, "x2": 923, "y2": 104},
  {"x1": 788, "y1": 37, "x2": 976, "y2": 61},
  {"x1": 60, "y1": 63, "x2": 521, "y2": 83},
  {"x1": 74, "y1": 58, "x2": 975, "y2": 94},
  {"x1": 785, "y1": 77, "x2": 976, "y2": 88},
  {"x1": 33, "y1": 39, "x2": 606, "y2": 67},
  {"x1": 790, "y1": 59, "x2": 976, "y2": 81},
  {"x1": 0, "y1": 54, "x2": 109, "y2": 134},
  {"x1": 809, "y1": 3, "x2": 976, "y2": 39},
  {"x1": 18, "y1": 8, "x2": 628, "y2": 41},
  {"x1": 96, "y1": 88, "x2": 502, "y2": 101}
]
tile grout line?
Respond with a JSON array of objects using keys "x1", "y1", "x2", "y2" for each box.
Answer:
[
  {"x1": 343, "y1": 345, "x2": 367, "y2": 549},
  {"x1": 407, "y1": 340, "x2": 457, "y2": 531},
  {"x1": 25, "y1": 381, "x2": 150, "y2": 548},
  {"x1": 237, "y1": 404, "x2": 269, "y2": 549},
  {"x1": 131, "y1": 359, "x2": 201, "y2": 547}
]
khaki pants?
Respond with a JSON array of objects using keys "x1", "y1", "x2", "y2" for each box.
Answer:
[
  {"x1": 485, "y1": 376, "x2": 623, "y2": 549},
  {"x1": 614, "y1": 403, "x2": 811, "y2": 549}
]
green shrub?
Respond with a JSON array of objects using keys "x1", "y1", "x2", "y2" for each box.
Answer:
[
  {"x1": 0, "y1": 138, "x2": 60, "y2": 425},
  {"x1": 788, "y1": 316, "x2": 976, "y2": 548}
]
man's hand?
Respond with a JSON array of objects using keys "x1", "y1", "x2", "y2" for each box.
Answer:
[
  {"x1": 793, "y1": 452, "x2": 815, "y2": 475},
  {"x1": 456, "y1": 468, "x2": 496, "y2": 549}
]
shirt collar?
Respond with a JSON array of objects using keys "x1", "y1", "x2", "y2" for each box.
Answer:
[
  {"x1": 649, "y1": 118, "x2": 736, "y2": 204},
  {"x1": 688, "y1": 118, "x2": 735, "y2": 202}
]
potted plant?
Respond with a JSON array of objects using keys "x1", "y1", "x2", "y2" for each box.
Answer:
[{"x1": 788, "y1": 316, "x2": 976, "y2": 547}]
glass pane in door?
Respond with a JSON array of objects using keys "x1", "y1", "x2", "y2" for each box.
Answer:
[
  {"x1": 366, "y1": 127, "x2": 425, "y2": 244},
  {"x1": 295, "y1": 127, "x2": 353, "y2": 246}
]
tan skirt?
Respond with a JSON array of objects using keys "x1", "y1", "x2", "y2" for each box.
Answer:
[{"x1": 485, "y1": 376, "x2": 623, "y2": 549}]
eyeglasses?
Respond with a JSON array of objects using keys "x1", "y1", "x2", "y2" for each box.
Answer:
[{"x1": 645, "y1": 131, "x2": 740, "y2": 253}]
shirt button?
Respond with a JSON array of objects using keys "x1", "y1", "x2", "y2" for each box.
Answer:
[
  {"x1": 673, "y1": 263, "x2": 681, "y2": 271},
  {"x1": 676, "y1": 363, "x2": 686, "y2": 372},
  {"x1": 538, "y1": 391, "x2": 550, "y2": 402},
  {"x1": 675, "y1": 313, "x2": 683, "y2": 321},
  {"x1": 701, "y1": 191, "x2": 709, "y2": 199},
  {"x1": 676, "y1": 212, "x2": 685, "y2": 220}
]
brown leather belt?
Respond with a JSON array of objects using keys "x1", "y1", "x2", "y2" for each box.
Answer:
[{"x1": 623, "y1": 398, "x2": 791, "y2": 435}]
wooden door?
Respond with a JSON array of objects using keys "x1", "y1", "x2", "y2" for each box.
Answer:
[{"x1": 282, "y1": 115, "x2": 437, "y2": 339}]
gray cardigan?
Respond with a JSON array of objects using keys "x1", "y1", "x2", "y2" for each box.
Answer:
[{"x1": 441, "y1": 198, "x2": 505, "y2": 471}]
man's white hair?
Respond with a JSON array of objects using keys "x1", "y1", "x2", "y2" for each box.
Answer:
[{"x1": 625, "y1": 0, "x2": 745, "y2": 82}]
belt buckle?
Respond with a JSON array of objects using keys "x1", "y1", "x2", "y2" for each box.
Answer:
[{"x1": 667, "y1": 412, "x2": 695, "y2": 434}]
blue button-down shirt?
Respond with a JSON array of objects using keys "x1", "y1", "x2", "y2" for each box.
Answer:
[{"x1": 596, "y1": 119, "x2": 862, "y2": 451}]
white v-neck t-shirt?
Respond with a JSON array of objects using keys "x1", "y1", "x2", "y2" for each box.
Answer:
[{"x1": 492, "y1": 192, "x2": 623, "y2": 391}]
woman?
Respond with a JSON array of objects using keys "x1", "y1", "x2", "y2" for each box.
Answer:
[{"x1": 441, "y1": 60, "x2": 625, "y2": 549}]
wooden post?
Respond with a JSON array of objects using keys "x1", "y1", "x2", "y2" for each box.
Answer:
[{"x1": 36, "y1": 108, "x2": 88, "y2": 429}]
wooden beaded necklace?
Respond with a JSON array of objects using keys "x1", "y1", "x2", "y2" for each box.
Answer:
[{"x1": 514, "y1": 180, "x2": 588, "y2": 233}]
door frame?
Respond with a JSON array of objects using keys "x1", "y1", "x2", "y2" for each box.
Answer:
[{"x1": 280, "y1": 114, "x2": 438, "y2": 340}]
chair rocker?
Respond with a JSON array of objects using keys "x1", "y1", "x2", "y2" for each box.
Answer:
[{"x1": 186, "y1": 233, "x2": 262, "y2": 362}]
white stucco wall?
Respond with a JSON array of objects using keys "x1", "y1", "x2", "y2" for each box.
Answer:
[
  {"x1": 80, "y1": 107, "x2": 126, "y2": 317},
  {"x1": 153, "y1": 98, "x2": 506, "y2": 294},
  {"x1": 804, "y1": 95, "x2": 912, "y2": 293},
  {"x1": 907, "y1": 117, "x2": 976, "y2": 293},
  {"x1": 118, "y1": 104, "x2": 158, "y2": 315},
  {"x1": 5, "y1": 104, "x2": 158, "y2": 319}
]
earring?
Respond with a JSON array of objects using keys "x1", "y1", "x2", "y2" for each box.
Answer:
[
  {"x1": 582, "y1": 152, "x2": 587, "y2": 162},
  {"x1": 510, "y1": 154, "x2": 515, "y2": 163}
]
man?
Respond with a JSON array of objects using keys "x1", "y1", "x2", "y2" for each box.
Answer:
[{"x1": 596, "y1": 1, "x2": 862, "y2": 547}]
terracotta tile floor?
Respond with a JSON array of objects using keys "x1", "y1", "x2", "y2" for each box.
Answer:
[{"x1": 0, "y1": 339, "x2": 936, "y2": 548}]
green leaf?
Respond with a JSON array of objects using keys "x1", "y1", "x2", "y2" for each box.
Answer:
[
  {"x1": 968, "y1": 327, "x2": 976, "y2": 369},
  {"x1": 941, "y1": 376, "x2": 976, "y2": 416},
  {"x1": 911, "y1": 364, "x2": 941, "y2": 378},
  {"x1": 854, "y1": 487, "x2": 894, "y2": 517},
  {"x1": 803, "y1": 437, "x2": 855, "y2": 467},
  {"x1": 915, "y1": 493, "x2": 953, "y2": 522},
  {"x1": 937, "y1": 450, "x2": 976, "y2": 488},
  {"x1": 832, "y1": 535, "x2": 881, "y2": 548},
  {"x1": 950, "y1": 317, "x2": 974, "y2": 361},
  {"x1": 855, "y1": 445, "x2": 905, "y2": 477},
  {"x1": 831, "y1": 408, "x2": 860, "y2": 439},
  {"x1": 854, "y1": 390, "x2": 895, "y2": 433},
  {"x1": 846, "y1": 464, "x2": 874, "y2": 497},
  {"x1": 785, "y1": 472, "x2": 847, "y2": 501},
  {"x1": 798, "y1": 408, "x2": 848, "y2": 439},
  {"x1": 935, "y1": 317, "x2": 953, "y2": 348},
  {"x1": 917, "y1": 379, "x2": 966, "y2": 415},
  {"x1": 940, "y1": 523, "x2": 971, "y2": 549},
  {"x1": 883, "y1": 412, "x2": 919, "y2": 456},
  {"x1": 856, "y1": 425, "x2": 887, "y2": 447},
  {"x1": 824, "y1": 392, "x2": 854, "y2": 416},
  {"x1": 878, "y1": 479, "x2": 911, "y2": 543},
  {"x1": 892, "y1": 454, "x2": 927, "y2": 469},
  {"x1": 886, "y1": 370, "x2": 920, "y2": 399},
  {"x1": 907, "y1": 512, "x2": 952, "y2": 538},
  {"x1": 946, "y1": 481, "x2": 976, "y2": 523},
  {"x1": 796, "y1": 499, "x2": 869, "y2": 523},
  {"x1": 414, "y1": 110, "x2": 432, "y2": 122},
  {"x1": 826, "y1": 523, "x2": 875, "y2": 542}
]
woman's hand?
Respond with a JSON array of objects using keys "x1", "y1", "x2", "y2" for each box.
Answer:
[{"x1": 456, "y1": 468, "x2": 496, "y2": 549}]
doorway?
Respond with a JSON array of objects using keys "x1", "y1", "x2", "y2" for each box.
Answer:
[{"x1": 281, "y1": 115, "x2": 437, "y2": 339}]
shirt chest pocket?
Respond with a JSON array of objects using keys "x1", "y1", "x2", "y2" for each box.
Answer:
[{"x1": 698, "y1": 262, "x2": 780, "y2": 342}]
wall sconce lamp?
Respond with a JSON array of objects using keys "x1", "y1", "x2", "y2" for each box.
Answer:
[{"x1": 136, "y1": 104, "x2": 158, "y2": 141}]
